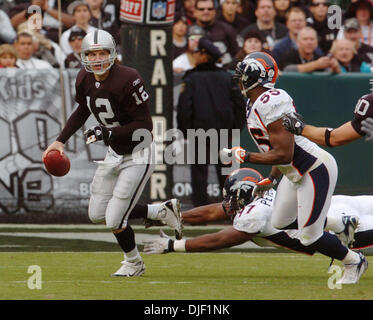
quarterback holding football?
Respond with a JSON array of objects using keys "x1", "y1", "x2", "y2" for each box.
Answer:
[{"x1": 42, "y1": 30, "x2": 183, "y2": 277}]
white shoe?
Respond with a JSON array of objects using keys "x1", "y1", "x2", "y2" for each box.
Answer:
[
  {"x1": 337, "y1": 252, "x2": 368, "y2": 284},
  {"x1": 336, "y1": 215, "x2": 360, "y2": 248},
  {"x1": 111, "y1": 259, "x2": 145, "y2": 277},
  {"x1": 157, "y1": 199, "x2": 183, "y2": 240}
]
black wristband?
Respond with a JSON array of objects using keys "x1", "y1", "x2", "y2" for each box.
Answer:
[
  {"x1": 168, "y1": 239, "x2": 175, "y2": 252},
  {"x1": 244, "y1": 152, "x2": 250, "y2": 162},
  {"x1": 325, "y1": 128, "x2": 334, "y2": 147}
]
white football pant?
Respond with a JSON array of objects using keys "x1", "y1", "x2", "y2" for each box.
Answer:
[
  {"x1": 271, "y1": 148, "x2": 338, "y2": 246},
  {"x1": 88, "y1": 142, "x2": 155, "y2": 230}
]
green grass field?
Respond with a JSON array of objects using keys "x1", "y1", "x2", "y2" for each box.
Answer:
[{"x1": 1, "y1": 225, "x2": 372, "y2": 300}]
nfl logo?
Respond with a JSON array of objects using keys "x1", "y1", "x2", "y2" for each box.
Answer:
[{"x1": 152, "y1": 1, "x2": 166, "y2": 19}]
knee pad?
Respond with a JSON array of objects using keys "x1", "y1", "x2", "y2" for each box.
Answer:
[
  {"x1": 88, "y1": 195, "x2": 107, "y2": 224},
  {"x1": 299, "y1": 229, "x2": 322, "y2": 246},
  {"x1": 105, "y1": 196, "x2": 131, "y2": 230},
  {"x1": 271, "y1": 216, "x2": 297, "y2": 230}
]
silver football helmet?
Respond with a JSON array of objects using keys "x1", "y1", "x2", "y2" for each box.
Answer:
[{"x1": 81, "y1": 30, "x2": 117, "y2": 75}]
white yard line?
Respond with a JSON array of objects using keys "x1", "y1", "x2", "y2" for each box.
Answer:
[{"x1": 0, "y1": 231, "x2": 262, "y2": 249}]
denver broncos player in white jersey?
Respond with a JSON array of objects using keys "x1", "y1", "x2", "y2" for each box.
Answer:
[
  {"x1": 42, "y1": 30, "x2": 183, "y2": 277},
  {"x1": 144, "y1": 169, "x2": 373, "y2": 259},
  {"x1": 222, "y1": 52, "x2": 367, "y2": 284}
]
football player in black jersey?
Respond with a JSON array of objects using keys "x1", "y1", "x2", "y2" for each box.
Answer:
[
  {"x1": 42, "y1": 30, "x2": 183, "y2": 277},
  {"x1": 282, "y1": 93, "x2": 373, "y2": 146}
]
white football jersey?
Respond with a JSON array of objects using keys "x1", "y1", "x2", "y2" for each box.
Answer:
[
  {"x1": 233, "y1": 189, "x2": 278, "y2": 236},
  {"x1": 328, "y1": 195, "x2": 373, "y2": 232},
  {"x1": 246, "y1": 88, "x2": 323, "y2": 182}
]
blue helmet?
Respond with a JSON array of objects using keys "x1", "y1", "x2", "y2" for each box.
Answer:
[
  {"x1": 222, "y1": 168, "x2": 263, "y2": 216},
  {"x1": 234, "y1": 51, "x2": 279, "y2": 95}
]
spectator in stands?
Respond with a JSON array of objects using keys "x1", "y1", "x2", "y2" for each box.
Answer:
[
  {"x1": 239, "y1": 0, "x2": 288, "y2": 51},
  {"x1": 60, "y1": 1, "x2": 97, "y2": 56},
  {"x1": 85, "y1": 0, "x2": 120, "y2": 44},
  {"x1": 236, "y1": 0, "x2": 256, "y2": 24},
  {"x1": 193, "y1": 0, "x2": 239, "y2": 68},
  {"x1": 8, "y1": 0, "x2": 75, "y2": 43},
  {"x1": 343, "y1": 18, "x2": 373, "y2": 66},
  {"x1": 274, "y1": 0, "x2": 291, "y2": 24},
  {"x1": 342, "y1": 0, "x2": 373, "y2": 47},
  {"x1": 14, "y1": 31, "x2": 53, "y2": 69},
  {"x1": 64, "y1": 28, "x2": 86, "y2": 68},
  {"x1": 17, "y1": 10, "x2": 65, "y2": 68},
  {"x1": 279, "y1": 26, "x2": 340, "y2": 73},
  {"x1": 173, "y1": 25, "x2": 205, "y2": 73},
  {"x1": 307, "y1": 0, "x2": 338, "y2": 54},
  {"x1": 0, "y1": 44, "x2": 17, "y2": 68},
  {"x1": 173, "y1": 13, "x2": 189, "y2": 59},
  {"x1": 102, "y1": 0, "x2": 121, "y2": 27},
  {"x1": 177, "y1": 37, "x2": 246, "y2": 207},
  {"x1": 329, "y1": 39, "x2": 372, "y2": 73},
  {"x1": 181, "y1": 0, "x2": 196, "y2": 25},
  {"x1": 271, "y1": 6, "x2": 308, "y2": 62},
  {"x1": 228, "y1": 29, "x2": 268, "y2": 69},
  {"x1": 216, "y1": 0, "x2": 250, "y2": 36},
  {"x1": 0, "y1": 9, "x2": 17, "y2": 45}
]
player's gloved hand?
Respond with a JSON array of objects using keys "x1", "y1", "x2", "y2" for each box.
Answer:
[
  {"x1": 143, "y1": 230, "x2": 174, "y2": 254},
  {"x1": 361, "y1": 117, "x2": 373, "y2": 142},
  {"x1": 253, "y1": 177, "x2": 278, "y2": 197},
  {"x1": 231, "y1": 146, "x2": 250, "y2": 163},
  {"x1": 282, "y1": 112, "x2": 306, "y2": 135},
  {"x1": 219, "y1": 147, "x2": 250, "y2": 164},
  {"x1": 84, "y1": 125, "x2": 112, "y2": 145}
]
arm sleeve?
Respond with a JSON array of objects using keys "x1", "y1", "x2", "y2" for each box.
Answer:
[{"x1": 56, "y1": 104, "x2": 91, "y2": 143}]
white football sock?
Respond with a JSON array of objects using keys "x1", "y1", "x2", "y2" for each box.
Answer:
[
  {"x1": 147, "y1": 204, "x2": 162, "y2": 220},
  {"x1": 342, "y1": 250, "x2": 360, "y2": 265},
  {"x1": 124, "y1": 247, "x2": 141, "y2": 262},
  {"x1": 325, "y1": 215, "x2": 344, "y2": 234}
]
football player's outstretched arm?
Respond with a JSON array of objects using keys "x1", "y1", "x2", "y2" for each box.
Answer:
[
  {"x1": 185, "y1": 227, "x2": 254, "y2": 252},
  {"x1": 302, "y1": 122, "x2": 361, "y2": 147},
  {"x1": 42, "y1": 104, "x2": 91, "y2": 161},
  {"x1": 182, "y1": 203, "x2": 229, "y2": 224},
  {"x1": 143, "y1": 227, "x2": 255, "y2": 254}
]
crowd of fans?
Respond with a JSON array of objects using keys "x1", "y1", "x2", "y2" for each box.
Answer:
[
  {"x1": 173, "y1": 0, "x2": 373, "y2": 73},
  {"x1": 0, "y1": 0, "x2": 372, "y2": 73},
  {"x1": 0, "y1": 0, "x2": 120, "y2": 69}
]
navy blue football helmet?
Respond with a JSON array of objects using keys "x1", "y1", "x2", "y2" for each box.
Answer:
[
  {"x1": 222, "y1": 168, "x2": 263, "y2": 216},
  {"x1": 234, "y1": 51, "x2": 279, "y2": 95}
]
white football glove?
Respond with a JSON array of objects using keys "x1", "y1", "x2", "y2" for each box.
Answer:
[
  {"x1": 143, "y1": 230, "x2": 173, "y2": 254},
  {"x1": 361, "y1": 117, "x2": 373, "y2": 142},
  {"x1": 253, "y1": 177, "x2": 278, "y2": 197}
]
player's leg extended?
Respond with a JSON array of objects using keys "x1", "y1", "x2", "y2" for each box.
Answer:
[
  {"x1": 88, "y1": 151, "x2": 119, "y2": 224},
  {"x1": 108, "y1": 146, "x2": 155, "y2": 277},
  {"x1": 271, "y1": 177, "x2": 298, "y2": 230},
  {"x1": 296, "y1": 162, "x2": 337, "y2": 247},
  {"x1": 297, "y1": 161, "x2": 367, "y2": 284}
]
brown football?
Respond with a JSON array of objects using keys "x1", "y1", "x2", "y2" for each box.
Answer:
[{"x1": 43, "y1": 150, "x2": 70, "y2": 177}]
